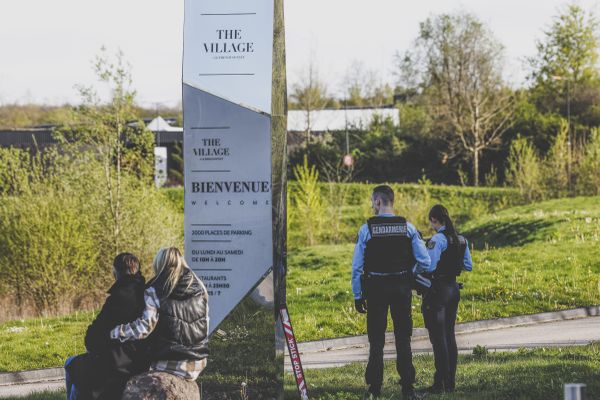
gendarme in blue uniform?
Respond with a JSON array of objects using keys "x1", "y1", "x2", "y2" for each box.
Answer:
[
  {"x1": 352, "y1": 212, "x2": 430, "y2": 395},
  {"x1": 422, "y1": 225, "x2": 473, "y2": 393},
  {"x1": 427, "y1": 226, "x2": 473, "y2": 274},
  {"x1": 351, "y1": 213, "x2": 431, "y2": 300}
]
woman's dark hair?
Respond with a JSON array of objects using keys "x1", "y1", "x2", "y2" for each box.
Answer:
[
  {"x1": 113, "y1": 253, "x2": 140, "y2": 280},
  {"x1": 429, "y1": 204, "x2": 459, "y2": 242}
]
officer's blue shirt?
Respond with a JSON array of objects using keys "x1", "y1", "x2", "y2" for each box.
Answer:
[
  {"x1": 351, "y1": 213, "x2": 432, "y2": 300},
  {"x1": 427, "y1": 226, "x2": 473, "y2": 273}
]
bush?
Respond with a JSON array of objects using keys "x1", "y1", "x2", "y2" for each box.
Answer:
[
  {"x1": 542, "y1": 120, "x2": 570, "y2": 197},
  {"x1": 0, "y1": 149, "x2": 182, "y2": 316},
  {"x1": 287, "y1": 180, "x2": 524, "y2": 247},
  {"x1": 505, "y1": 136, "x2": 544, "y2": 201},
  {"x1": 290, "y1": 156, "x2": 326, "y2": 246},
  {"x1": 577, "y1": 128, "x2": 600, "y2": 195}
]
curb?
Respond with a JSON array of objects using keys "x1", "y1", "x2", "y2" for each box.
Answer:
[
  {"x1": 0, "y1": 368, "x2": 64, "y2": 386},
  {"x1": 297, "y1": 305, "x2": 600, "y2": 354}
]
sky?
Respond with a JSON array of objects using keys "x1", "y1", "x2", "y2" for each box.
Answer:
[{"x1": 0, "y1": 0, "x2": 598, "y2": 106}]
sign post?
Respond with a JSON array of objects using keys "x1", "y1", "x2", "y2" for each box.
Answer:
[
  {"x1": 183, "y1": 0, "x2": 287, "y2": 397},
  {"x1": 183, "y1": 0, "x2": 275, "y2": 332}
]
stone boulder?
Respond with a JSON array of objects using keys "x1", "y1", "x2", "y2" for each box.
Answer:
[{"x1": 121, "y1": 371, "x2": 200, "y2": 400}]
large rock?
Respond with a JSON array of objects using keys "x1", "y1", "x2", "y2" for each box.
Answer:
[{"x1": 121, "y1": 371, "x2": 200, "y2": 400}]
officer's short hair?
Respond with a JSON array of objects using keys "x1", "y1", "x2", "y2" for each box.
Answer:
[
  {"x1": 113, "y1": 253, "x2": 140, "y2": 280},
  {"x1": 372, "y1": 185, "x2": 394, "y2": 205}
]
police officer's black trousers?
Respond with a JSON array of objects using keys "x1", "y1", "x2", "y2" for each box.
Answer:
[
  {"x1": 365, "y1": 276, "x2": 415, "y2": 391},
  {"x1": 422, "y1": 280, "x2": 460, "y2": 389}
]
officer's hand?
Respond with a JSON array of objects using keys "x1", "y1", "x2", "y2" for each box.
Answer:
[{"x1": 354, "y1": 298, "x2": 367, "y2": 314}]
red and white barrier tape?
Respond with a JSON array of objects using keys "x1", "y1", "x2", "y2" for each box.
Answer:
[{"x1": 280, "y1": 305, "x2": 309, "y2": 400}]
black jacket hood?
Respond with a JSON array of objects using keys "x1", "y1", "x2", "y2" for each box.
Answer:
[{"x1": 107, "y1": 272, "x2": 145, "y2": 294}]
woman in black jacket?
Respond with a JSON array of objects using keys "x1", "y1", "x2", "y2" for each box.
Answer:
[
  {"x1": 110, "y1": 247, "x2": 209, "y2": 381},
  {"x1": 65, "y1": 253, "x2": 150, "y2": 400}
]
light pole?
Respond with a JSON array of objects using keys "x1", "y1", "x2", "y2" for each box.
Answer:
[
  {"x1": 343, "y1": 97, "x2": 353, "y2": 169},
  {"x1": 552, "y1": 75, "x2": 572, "y2": 191}
]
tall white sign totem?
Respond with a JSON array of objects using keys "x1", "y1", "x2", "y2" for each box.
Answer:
[{"x1": 183, "y1": 0, "x2": 275, "y2": 334}]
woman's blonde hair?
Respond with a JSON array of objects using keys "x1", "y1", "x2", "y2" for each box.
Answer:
[{"x1": 153, "y1": 247, "x2": 190, "y2": 296}]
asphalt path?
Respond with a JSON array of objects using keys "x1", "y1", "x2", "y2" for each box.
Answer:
[{"x1": 286, "y1": 315, "x2": 600, "y2": 370}]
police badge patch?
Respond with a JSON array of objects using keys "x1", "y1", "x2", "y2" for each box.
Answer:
[{"x1": 427, "y1": 240, "x2": 436, "y2": 250}]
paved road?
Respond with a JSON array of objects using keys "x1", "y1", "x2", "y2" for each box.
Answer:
[
  {"x1": 2, "y1": 316, "x2": 599, "y2": 397},
  {"x1": 288, "y1": 316, "x2": 600, "y2": 370}
]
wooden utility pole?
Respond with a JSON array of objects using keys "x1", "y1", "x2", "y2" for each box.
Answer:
[{"x1": 272, "y1": 0, "x2": 288, "y2": 398}]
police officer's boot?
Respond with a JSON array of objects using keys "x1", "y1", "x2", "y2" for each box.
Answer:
[
  {"x1": 422, "y1": 381, "x2": 445, "y2": 395},
  {"x1": 444, "y1": 377, "x2": 455, "y2": 393},
  {"x1": 365, "y1": 384, "x2": 381, "y2": 399},
  {"x1": 402, "y1": 387, "x2": 418, "y2": 400}
]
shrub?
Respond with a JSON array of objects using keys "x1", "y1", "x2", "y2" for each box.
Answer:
[
  {"x1": 542, "y1": 120, "x2": 570, "y2": 197},
  {"x1": 0, "y1": 149, "x2": 182, "y2": 316},
  {"x1": 577, "y1": 128, "x2": 600, "y2": 195},
  {"x1": 290, "y1": 156, "x2": 325, "y2": 246},
  {"x1": 505, "y1": 135, "x2": 544, "y2": 202}
]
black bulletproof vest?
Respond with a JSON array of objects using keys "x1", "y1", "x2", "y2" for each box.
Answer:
[
  {"x1": 434, "y1": 231, "x2": 467, "y2": 277},
  {"x1": 364, "y1": 216, "x2": 415, "y2": 274}
]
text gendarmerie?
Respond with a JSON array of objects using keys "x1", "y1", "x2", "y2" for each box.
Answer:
[
  {"x1": 372, "y1": 224, "x2": 408, "y2": 236},
  {"x1": 191, "y1": 181, "x2": 270, "y2": 193}
]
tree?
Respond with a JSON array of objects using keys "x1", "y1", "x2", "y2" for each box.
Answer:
[
  {"x1": 341, "y1": 61, "x2": 393, "y2": 107},
  {"x1": 400, "y1": 12, "x2": 515, "y2": 186},
  {"x1": 529, "y1": 4, "x2": 600, "y2": 116},
  {"x1": 289, "y1": 60, "x2": 330, "y2": 148},
  {"x1": 59, "y1": 48, "x2": 155, "y2": 256}
]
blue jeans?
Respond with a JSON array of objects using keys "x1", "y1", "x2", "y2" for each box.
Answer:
[{"x1": 64, "y1": 356, "x2": 78, "y2": 400}]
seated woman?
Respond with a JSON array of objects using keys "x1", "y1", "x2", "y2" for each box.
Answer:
[
  {"x1": 110, "y1": 247, "x2": 209, "y2": 382},
  {"x1": 65, "y1": 253, "x2": 150, "y2": 400}
]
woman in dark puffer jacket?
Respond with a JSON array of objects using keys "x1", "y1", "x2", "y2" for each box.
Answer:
[{"x1": 110, "y1": 247, "x2": 209, "y2": 381}]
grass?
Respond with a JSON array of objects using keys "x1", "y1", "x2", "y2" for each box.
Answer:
[
  {"x1": 2, "y1": 192, "x2": 599, "y2": 396},
  {"x1": 2, "y1": 196, "x2": 599, "y2": 370},
  {"x1": 0, "y1": 300, "x2": 280, "y2": 399},
  {"x1": 1, "y1": 392, "x2": 65, "y2": 400},
  {"x1": 13, "y1": 344, "x2": 600, "y2": 399},
  {"x1": 284, "y1": 344, "x2": 600, "y2": 399},
  {"x1": 0, "y1": 312, "x2": 93, "y2": 372},
  {"x1": 287, "y1": 196, "x2": 600, "y2": 342}
]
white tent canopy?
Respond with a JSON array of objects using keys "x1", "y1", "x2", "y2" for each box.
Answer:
[{"x1": 146, "y1": 116, "x2": 183, "y2": 132}]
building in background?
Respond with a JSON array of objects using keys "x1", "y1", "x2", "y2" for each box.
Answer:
[
  {"x1": 287, "y1": 107, "x2": 399, "y2": 153},
  {"x1": 0, "y1": 107, "x2": 398, "y2": 185}
]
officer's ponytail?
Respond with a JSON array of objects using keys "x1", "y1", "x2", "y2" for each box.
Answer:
[{"x1": 429, "y1": 204, "x2": 459, "y2": 242}]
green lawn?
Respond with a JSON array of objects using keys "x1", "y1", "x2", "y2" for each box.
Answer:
[
  {"x1": 1, "y1": 392, "x2": 64, "y2": 400},
  {"x1": 284, "y1": 344, "x2": 600, "y2": 399},
  {"x1": 0, "y1": 300, "x2": 280, "y2": 398},
  {"x1": 15, "y1": 345, "x2": 600, "y2": 400},
  {"x1": 288, "y1": 196, "x2": 600, "y2": 342},
  {"x1": 0, "y1": 312, "x2": 93, "y2": 372},
  {"x1": 1, "y1": 195, "x2": 599, "y2": 375}
]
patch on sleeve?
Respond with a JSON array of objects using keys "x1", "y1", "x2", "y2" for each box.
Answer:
[{"x1": 427, "y1": 240, "x2": 436, "y2": 250}]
